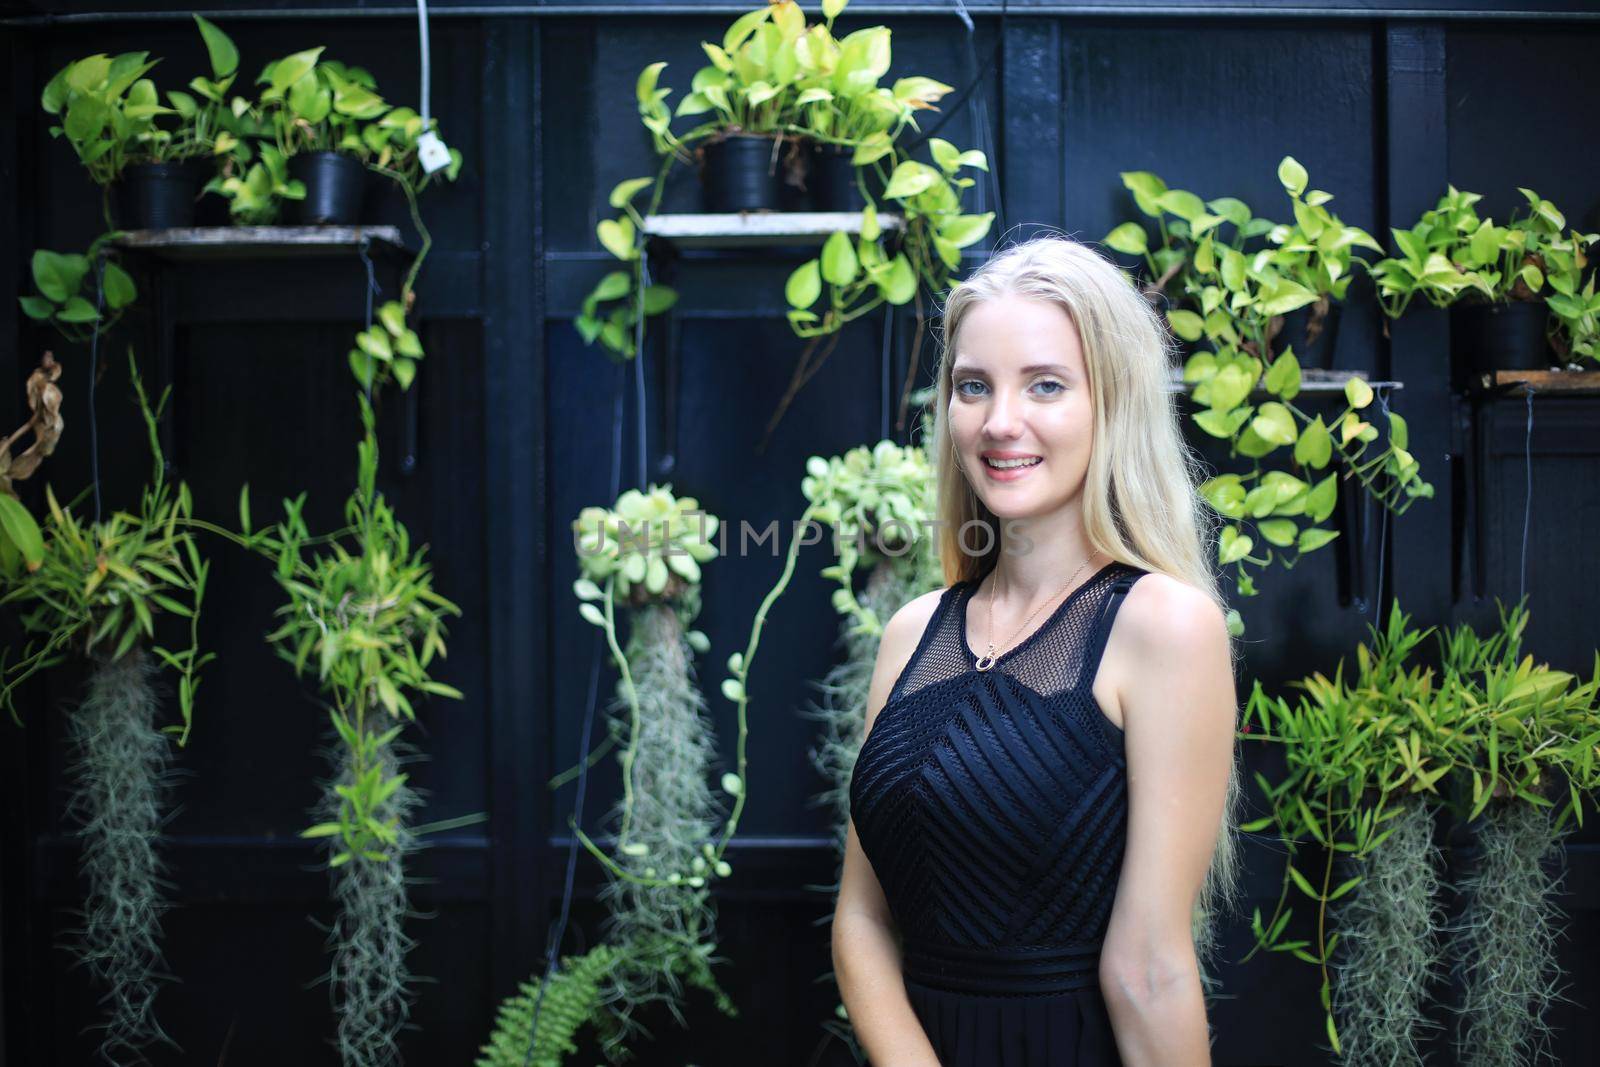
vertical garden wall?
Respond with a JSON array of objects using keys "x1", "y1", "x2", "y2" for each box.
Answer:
[{"x1": 2, "y1": 2, "x2": 1599, "y2": 1065}]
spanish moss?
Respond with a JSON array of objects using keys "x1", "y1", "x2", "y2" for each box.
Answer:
[
  {"x1": 1330, "y1": 795, "x2": 1446, "y2": 1067},
  {"x1": 64, "y1": 648, "x2": 178, "y2": 1065},
  {"x1": 1451, "y1": 798, "x2": 1568, "y2": 1067},
  {"x1": 317, "y1": 730, "x2": 424, "y2": 1066},
  {"x1": 805, "y1": 565, "x2": 923, "y2": 864},
  {"x1": 597, "y1": 601, "x2": 729, "y2": 1052}
]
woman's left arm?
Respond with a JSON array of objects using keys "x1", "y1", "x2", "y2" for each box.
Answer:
[{"x1": 1096, "y1": 575, "x2": 1237, "y2": 1067}]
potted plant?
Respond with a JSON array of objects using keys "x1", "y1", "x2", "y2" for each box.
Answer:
[
  {"x1": 1104, "y1": 160, "x2": 1430, "y2": 612},
  {"x1": 1370, "y1": 185, "x2": 1598, "y2": 380},
  {"x1": 40, "y1": 17, "x2": 240, "y2": 230},
  {"x1": 255, "y1": 47, "x2": 388, "y2": 224},
  {"x1": 1105, "y1": 158, "x2": 1381, "y2": 370},
  {"x1": 1542, "y1": 230, "x2": 1600, "y2": 368},
  {"x1": 0, "y1": 354, "x2": 212, "y2": 1065},
  {"x1": 640, "y1": 2, "x2": 813, "y2": 212}
]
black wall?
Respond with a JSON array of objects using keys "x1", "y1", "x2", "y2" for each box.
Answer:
[{"x1": 3, "y1": 3, "x2": 1599, "y2": 1065}]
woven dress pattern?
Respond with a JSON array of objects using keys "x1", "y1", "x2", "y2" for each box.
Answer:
[{"x1": 848, "y1": 560, "x2": 1147, "y2": 1066}]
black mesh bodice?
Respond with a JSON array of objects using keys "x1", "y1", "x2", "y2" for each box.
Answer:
[{"x1": 848, "y1": 560, "x2": 1147, "y2": 996}]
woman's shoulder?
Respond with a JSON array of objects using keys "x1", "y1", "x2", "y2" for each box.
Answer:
[{"x1": 1114, "y1": 570, "x2": 1229, "y2": 657}]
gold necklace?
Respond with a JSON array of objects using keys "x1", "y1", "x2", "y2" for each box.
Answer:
[{"x1": 973, "y1": 552, "x2": 1100, "y2": 672}]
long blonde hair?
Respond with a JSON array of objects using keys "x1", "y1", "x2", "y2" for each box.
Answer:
[{"x1": 930, "y1": 232, "x2": 1242, "y2": 981}]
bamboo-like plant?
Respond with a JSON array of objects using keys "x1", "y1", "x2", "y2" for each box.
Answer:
[
  {"x1": 1241, "y1": 603, "x2": 1451, "y2": 1059},
  {"x1": 1, "y1": 352, "x2": 211, "y2": 1064},
  {"x1": 567, "y1": 485, "x2": 735, "y2": 1055},
  {"x1": 1432, "y1": 602, "x2": 1600, "y2": 1067},
  {"x1": 215, "y1": 393, "x2": 462, "y2": 1065}
]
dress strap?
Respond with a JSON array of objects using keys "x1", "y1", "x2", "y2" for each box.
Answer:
[{"x1": 1075, "y1": 566, "x2": 1147, "y2": 691}]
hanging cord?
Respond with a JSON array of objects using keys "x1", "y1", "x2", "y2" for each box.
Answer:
[
  {"x1": 950, "y1": 0, "x2": 1006, "y2": 237},
  {"x1": 632, "y1": 256, "x2": 651, "y2": 489},
  {"x1": 880, "y1": 303, "x2": 894, "y2": 442},
  {"x1": 1370, "y1": 386, "x2": 1394, "y2": 626},
  {"x1": 88, "y1": 252, "x2": 106, "y2": 523},
  {"x1": 520, "y1": 360, "x2": 627, "y2": 1067},
  {"x1": 416, "y1": 0, "x2": 432, "y2": 129},
  {"x1": 357, "y1": 236, "x2": 382, "y2": 406},
  {"x1": 1520, "y1": 385, "x2": 1534, "y2": 605}
]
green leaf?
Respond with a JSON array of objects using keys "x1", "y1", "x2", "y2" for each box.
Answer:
[
  {"x1": 1278, "y1": 156, "x2": 1309, "y2": 198},
  {"x1": 820, "y1": 230, "x2": 858, "y2": 286},
  {"x1": 378, "y1": 300, "x2": 406, "y2": 337},
  {"x1": 267, "y1": 48, "x2": 324, "y2": 94},
  {"x1": 0, "y1": 495, "x2": 44, "y2": 570},
  {"x1": 193, "y1": 15, "x2": 239, "y2": 80},
  {"x1": 1294, "y1": 415, "x2": 1332, "y2": 469},
  {"x1": 940, "y1": 213, "x2": 994, "y2": 249},
  {"x1": 1166, "y1": 310, "x2": 1204, "y2": 341},
  {"x1": 596, "y1": 217, "x2": 637, "y2": 262},
  {"x1": 721, "y1": 772, "x2": 744, "y2": 797},
  {"x1": 1103, "y1": 222, "x2": 1148, "y2": 256},
  {"x1": 1257, "y1": 519, "x2": 1298, "y2": 548},
  {"x1": 101, "y1": 262, "x2": 136, "y2": 310},
  {"x1": 300, "y1": 822, "x2": 344, "y2": 839},
  {"x1": 392, "y1": 358, "x2": 416, "y2": 390},
  {"x1": 1344, "y1": 375, "x2": 1374, "y2": 409},
  {"x1": 18, "y1": 296, "x2": 54, "y2": 320},
  {"x1": 785, "y1": 259, "x2": 821, "y2": 309},
  {"x1": 32, "y1": 250, "x2": 84, "y2": 303},
  {"x1": 608, "y1": 176, "x2": 653, "y2": 209},
  {"x1": 56, "y1": 296, "x2": 99, "y2": 323},
  {"x1": 1287, "y1": 864, "x2": 1320, "y2": 900}
]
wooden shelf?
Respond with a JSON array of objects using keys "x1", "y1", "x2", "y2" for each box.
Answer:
[
  {"x1": 1168, "y1": 366, "x2": 1403, "y2": 395},
  {"x1": 641, "y1": 211, "x2": 903, "y2": 249},
  {"x1": 1475, "y1": 369, "x2": 1600, "y2": 395},
  {"x1": 112, "y1": 225, "x2": 410, "y2": 262}
]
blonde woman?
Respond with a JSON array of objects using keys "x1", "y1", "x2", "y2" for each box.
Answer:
[{"x1": 834, "y1": 235, "x2": 1242, "y2": 1066}]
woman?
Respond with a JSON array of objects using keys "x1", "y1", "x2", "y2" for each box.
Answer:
[{"x1": 834, "y1": 235, "x2": 1242, "y2": 1067}]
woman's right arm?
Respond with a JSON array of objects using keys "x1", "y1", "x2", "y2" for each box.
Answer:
[{"x1": 832, "y1": 593, "x2": 945, "y2": 1067}]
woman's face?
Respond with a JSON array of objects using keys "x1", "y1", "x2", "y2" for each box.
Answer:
[{"x1": 947, "y1": 293, "x2": 1094, "y2": 521}]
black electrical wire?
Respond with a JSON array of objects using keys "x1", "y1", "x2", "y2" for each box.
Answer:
[
  {"x1": 89, "y1": 252, "x2": 106, "y2": 523},
  {"x1": 521, "y1": 342, "x2": 627, "y2": 1067}
]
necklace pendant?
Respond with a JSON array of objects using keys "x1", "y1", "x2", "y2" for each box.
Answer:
[{"x1": 974, "y1": 651, "x2": 996, "y2": 672}]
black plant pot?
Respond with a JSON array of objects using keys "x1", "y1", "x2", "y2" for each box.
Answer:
[
  {"x1": 1451, "y1": 300, "x2": 1551, "y2": 380},
  {"x1": 699, "y1": 133, "x2": 803, "y2": 213},
  {"x1": 1273, "y1": 299, "x2": 1344, "y2": 370},
  {"x1": 115, "y1": 161, "x2": 201, "y2": 230},
  {"x1": 807, "y1": 143, "x2": 883, "y2": 212},
  {"x1": 289, "y1": 151, "x2": 368, "y2": 225}
]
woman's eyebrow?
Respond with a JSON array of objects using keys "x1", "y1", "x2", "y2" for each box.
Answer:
[{"x1": 952, "y1": 362, "x2": 1071, "y2": 376}]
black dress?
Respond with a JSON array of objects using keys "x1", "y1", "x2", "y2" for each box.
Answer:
[{"x1": 848, "y1": 560, "x2": 1148, "y2": 1067}]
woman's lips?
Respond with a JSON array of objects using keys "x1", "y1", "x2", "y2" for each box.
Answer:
[{"x1": 981, "y1": 456, "x2": 1042, "y2": 482}]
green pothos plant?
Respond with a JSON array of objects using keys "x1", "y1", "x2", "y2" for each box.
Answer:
[
  {"x1": 0, "y1": 352, "x2": 211, "y2": 1064},
  {"x1": 1104, "y1": 158, "x2": 1432, "y2": 606},
  {"x1": 583, "y1": 0, "x2": 992, "y2": 442},
  {"x1": 795, "y1": 438, "x2": 940, "y2": 1055},
  {"x1": 558, "y1": 485, "x2": 735, "y2": 1056},
  {"x1": 212, "y1": 393, "x2": 462, "y2": 1066}
]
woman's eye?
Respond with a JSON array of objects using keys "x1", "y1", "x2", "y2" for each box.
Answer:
[
  {"x1": 955, "y1": 379, "x2": 985, "y2": 397},
  {"x1": 1033, "y1": 379, "x2": 1064, "y2": 396}
]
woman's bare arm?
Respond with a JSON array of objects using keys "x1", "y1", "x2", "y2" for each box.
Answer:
[
  {"x1": 832, "y1": 591, "x2": 945, "y2": 1067},
  {"x1": 1095, "y1": 575, "x2": 1237, "y2": 1067}
]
